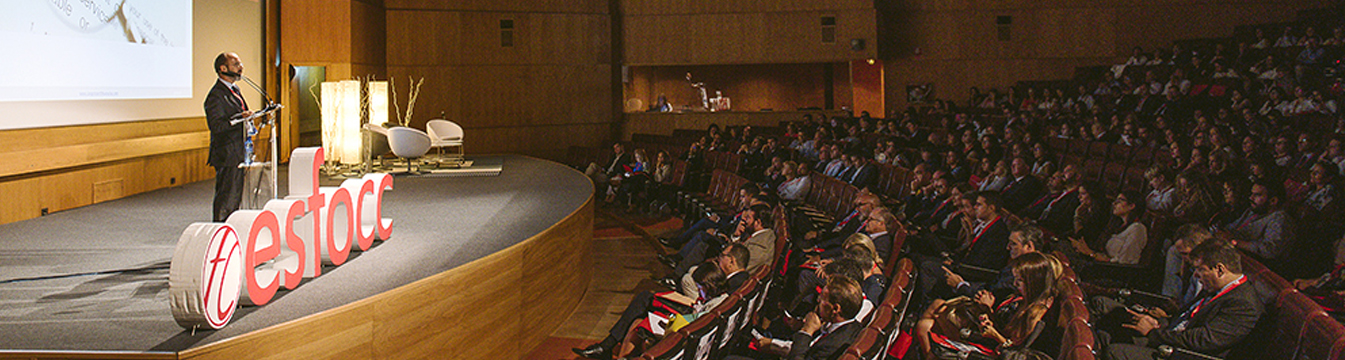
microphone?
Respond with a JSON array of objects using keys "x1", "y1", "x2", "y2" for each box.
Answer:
[{"x1": 237, "y1": 75, "x2": 274, "y2": 107}]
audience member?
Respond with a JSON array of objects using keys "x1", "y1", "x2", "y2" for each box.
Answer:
[{"x1": 1103, "y1": 241, "x2": 1263, "y2": 360}]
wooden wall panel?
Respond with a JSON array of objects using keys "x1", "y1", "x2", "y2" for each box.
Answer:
[
  {"x1": 624, "y1": 9, "x2": 877, "y2": 65},
  {"x1": 280, "y1": 0, "x2": 353, "y2": 63},
  {"x1": 384, "y1": 0, "x2": 607, "y2": 14},
  {"x1": 0, "y1": 117, "x2": 212, "y2": 225},
  {"x1": 883, "y1": 0, "x2": 1334, "y2": 110},
  {"x1": 179, "y1": 195, "x2": 594, "y2": 360},
  {"x1": 382, "y1": 6, "x2": 614, "y2": 156},
  {"x1": 351, "y1": 0, "x2": 387, "y2": 67},
  {"x1": 384, "y1": 11, "x2": 610, "y2": 67},
  {"x1": 0, "y1": 177, "x2": 42, "y2": 225},
  {"x1": 623, "y1": 0, "x2": 873, "y2": 15}
]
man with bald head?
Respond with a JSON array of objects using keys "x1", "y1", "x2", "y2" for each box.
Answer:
[{"x1": 205, "y1": 52, "x2": 255, "y2": 222}]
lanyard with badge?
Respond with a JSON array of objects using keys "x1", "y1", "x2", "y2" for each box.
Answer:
[{"x1": 1172, "y1": 275, "x2": 1246, "y2": 331}]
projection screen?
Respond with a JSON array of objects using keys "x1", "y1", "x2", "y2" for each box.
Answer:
[{"x1": 0, "y1": 0, "x2": 261, "y2": 130}]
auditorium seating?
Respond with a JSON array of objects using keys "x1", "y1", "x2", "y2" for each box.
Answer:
[{"x1": 583, "y1": 10, "x2": 1345, "y2": 358}]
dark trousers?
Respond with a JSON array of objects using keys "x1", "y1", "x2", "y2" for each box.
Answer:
[
  {"x1": 1105, "y1": 342, "x2": 1158, "y2": 360},
  {"x1": 607, "y1": 290, "x2": 655, "y2": 344},
  {"x1": 213, "y1": 164, "x2": 245, "y2": 222},
  {"x1": 671, "y1": 218, "x2": 719, "y2": 248},
  {"x1": 675, "y1": 232, "x2": 723, "y2": 275}
]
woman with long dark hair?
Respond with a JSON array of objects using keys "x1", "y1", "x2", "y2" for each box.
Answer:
[
  {"x1": 977, "y1": 252, "x2": 1062, "y2": 352},
  {"x1": 1070, "y1": 190, "x2": 1148, "y2": 264}
]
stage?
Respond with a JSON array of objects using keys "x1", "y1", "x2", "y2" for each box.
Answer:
[{"x1": 0, "y1": 155, "x2": 594, "y2": 358}]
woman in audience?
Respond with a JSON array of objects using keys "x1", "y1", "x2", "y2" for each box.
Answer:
[
  {"x1": 1070, "y1": 190, "x2": 1148, "y2": 264},
  {"x1": 607, "y1": 149, "x2": 650, "y2": 209},
  {"x1": 646, "y1": 151, "x2": 675, "y2": 213},
  {"x1": 1171, "y1": 169, "x2": 1218, "y2": 224},
  {"x1": 979, "y1": 159, "x2": 1012, "y2": 192},
  {"x1": 777, "y1": 161, "x2": 811, "y2": 202},
  {"x1": 1210, "y1": 178, "x2": 1251, "y2": 228},
  {"x1": 608, "y1": 263, "x2": 730, "y2": 359},
  {"x1": 916, "y1": 252, "x2": 1062, "y2": 358},
  {"x1": 1145, "y1": 166, "x2": 1177, "y2": 214},
  {"x1": 1073, "y1": 182, "x2": 1113, "y2": 251}
]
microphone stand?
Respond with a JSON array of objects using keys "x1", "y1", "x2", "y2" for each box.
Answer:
[{"x1": 236, "y1": 74, "x2": 283, "y2": 203}]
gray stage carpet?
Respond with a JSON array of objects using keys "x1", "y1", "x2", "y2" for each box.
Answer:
[{"x1": 0, "y1": 155, "x2": 591, "y2": 352}]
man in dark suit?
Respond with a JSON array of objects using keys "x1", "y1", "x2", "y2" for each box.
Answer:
[
  {"x1": 1105, "y1": 241, "x2": 1263, "y2": 360},
  {"x1": 913, "y1": 191, "x2": 1011, "y2": 306},
  {"x1": 958, "y1": 191, "x2": 1012, "y2": 271},
  {"x1": 1000, "y1": 156, "x2": 1045, "y2": 213},
  {"x1": 1021, "y1": 167, "x2": 1081, "y2": 236},
  {"x1": 944, "y1": 224, "x2": 1044, "y2": 304},
  {"x1": 844, "y1": 152, "x2": 877, "y2": 189},
  {"x1": 204, "y1": 52, "x2": 254, "y2": 222},
  {"x1": 786, "y1": 276, "x2": 865, "y2": 360},
  {"x1": 730, "y1": 276, "x2": 865, "y2": 360}
]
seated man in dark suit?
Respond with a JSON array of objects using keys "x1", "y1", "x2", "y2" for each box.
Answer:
[
  {"x1": 944, "y1": 223, "x2": 1045, "y2": 302},
  {"x1": 842, "y1": 151, "x2": 878, "y2": 190},
  {"x1": 1000, "y1": 156, "x2": 1045, "y2": 213},
  {"x1": 912, "y1": 191, "x2": 1013, "y2": 307},
  {"x1": 1104, "y1": 240, "x2": 1264, "y2": 360},
  {"x1": 659, "y1": 183, "x2": 759, "y2": 250},
  {"x1": 586, "y1": 142, "x2": 634, "y2": 195},
  {"x1": 909, "y1": 176, "x2": 953, "y2": 225},
  {"x1": 799, "y1": 194, "x2": 881, "y2": 251},
  {"x1": 731, "y1": 276, "x2": 866, "y2": 360},
  {"x1": 1021, "y1": 166, "x2": 1080, "y2": 236}
]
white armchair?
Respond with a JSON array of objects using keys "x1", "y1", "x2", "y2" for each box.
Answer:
[
  {"x1": 425, "y1": 119, "x2": 465, "y2": 163},
  {"x1": 387, "y1": 126, "x2": 432, "y2": 173}
]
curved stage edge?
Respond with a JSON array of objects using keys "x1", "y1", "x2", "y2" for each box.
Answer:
[
  {"x1": 0, "y1": 156, "x2": 594, "y2": 360},
  {"x1": 180, "y1": 182, "x2": 595, "y2": 359}
]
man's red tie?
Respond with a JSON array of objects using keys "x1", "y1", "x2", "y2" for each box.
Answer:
[{"x1": 230, "y1": 87, "x2": 248, "y2": 111}]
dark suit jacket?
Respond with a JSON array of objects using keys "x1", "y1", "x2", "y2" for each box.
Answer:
[
  {"x1": 604, "y1": 152, "x2": 633, "y2": 176},
  {"x1": 1150, "y1": 276, "x2": 1263, "y2": 357},
  {"x1": 789, "y1": 320, "x2": 863, "y2": 360},
  {"x1": 847, "y1": 164, "x2": 877, "y2": 189},
  {"x1": 726, "y1": 270, "x2": 751, "y2": 292},
  {"x1": 1039, "y1": 191, "x2": 1080, "y2": 236},
  {"x1": 960, "y1": 218, "x2": 1011, "y2": 271},
  {"x1": 204, "y1": 80, "x2": 248, "y2": 168},
  {"x1": 1001, "y1": 176, "x2": 1045, "y2": 213},
  {"x1": 1022, "y1": 190, "x2": 1080, "y2": 236},
  {"x1": 954, "y1": 265, "x2": 1015, "y2": 301}
]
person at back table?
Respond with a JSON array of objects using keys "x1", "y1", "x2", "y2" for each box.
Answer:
[{"x1": 204, "y1": 52, "x2": 255, "y2": 222}]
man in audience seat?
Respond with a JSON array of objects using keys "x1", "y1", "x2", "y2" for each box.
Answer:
[
  {"x1": 734, "y1": 277, "x2": 866, "y2": 360},
  {"x1": 1001, "y1": 156, "x2": 1046, "y2": 213},
  {"x1": 1104, "y1": 241, "x2": 1263, "y2": 360},
  {"x1": 912, "y1": 191, "x2": 1012, "y2": 307},
  {"x1": 665, "y1": 204, "x2": 774, "y2": 296},
  {"x1": 1225, "y1": 180, "x2": 1295, "y2": 274}
]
